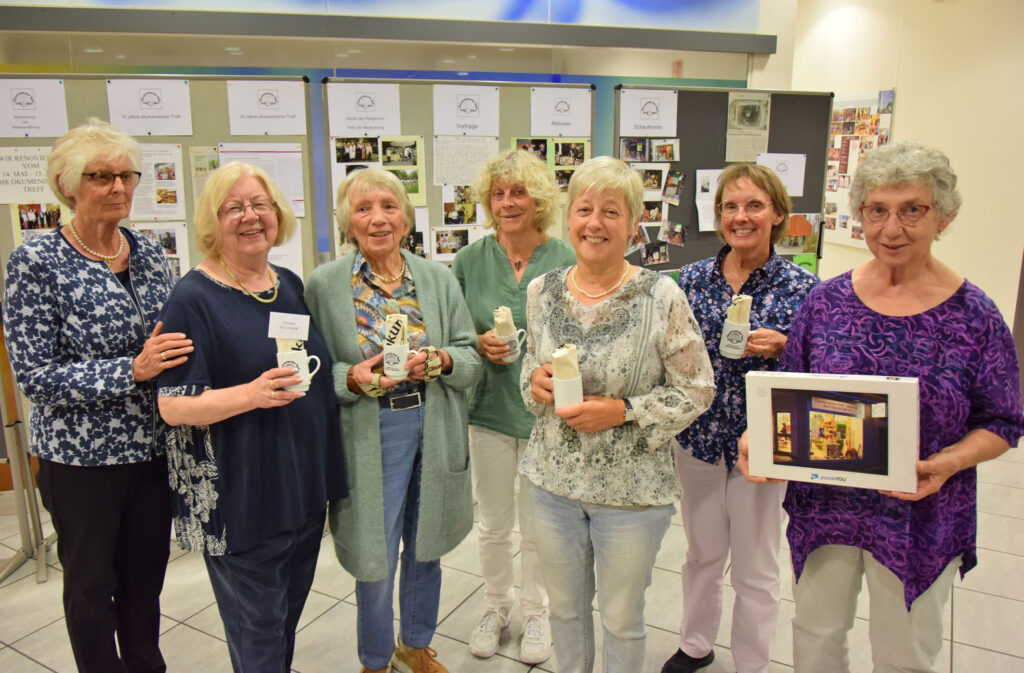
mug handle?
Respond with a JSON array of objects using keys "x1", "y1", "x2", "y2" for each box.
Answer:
[
  {"x1": 515, "y1": 328, "x2": 527, "y2": 350},
  {"x1": 306, "y1": 355, "x2": 321, "y2": 377}
]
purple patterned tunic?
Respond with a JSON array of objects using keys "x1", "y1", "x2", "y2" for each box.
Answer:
[{"x1": 781, "y1": 272, "x2": 1024, "y2": 607}]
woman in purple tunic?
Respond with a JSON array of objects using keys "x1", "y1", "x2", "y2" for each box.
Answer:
[{"x1": 741, "y1": 141, "x2": 1024, "y2": 673}]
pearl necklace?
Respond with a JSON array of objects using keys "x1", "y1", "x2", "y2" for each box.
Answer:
[
  {"x1": 570, "y1": 262, "x2": 630, "y2": 299},
  {"x1": 218, "y1": 257, "x2": 278, "y2": 304},
  {"x1": 68, "y1": 220, "x2": 124, "y2": 265},
  {"x1": 370, "y1": 258, "x2": 406, "y2": 284}
]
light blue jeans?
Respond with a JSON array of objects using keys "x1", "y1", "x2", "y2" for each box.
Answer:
[
  {"x1": 528, "y1": 483, "x2": 673, "y2": 673},
  {"x1": 355, "y1": 404, "x2": 441, "y2": 670}
]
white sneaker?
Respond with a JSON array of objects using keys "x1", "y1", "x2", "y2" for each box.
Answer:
[
  {"x1": 519, "y1": 614, "x2": 553, "y2": 665},
  {"x1": 468, "y1": 609, "x2": 508, "y2": 658}
]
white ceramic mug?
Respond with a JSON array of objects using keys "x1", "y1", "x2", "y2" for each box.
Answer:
[
  {"x1": 276, "y1": 349, "x2": 321, "y2": 392},
  {"x1": 382, "y1": 343, "x2": 411, "y2": 381},
  {"x1": 719, "y1": 320, "x2": 750, "y2": 360},
  {"x1": 499, "y1": 328, "x2": 528, "y2": 363}
]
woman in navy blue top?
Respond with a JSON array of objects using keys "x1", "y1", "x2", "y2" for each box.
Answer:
[{"x1": 158, "y1": 162, "x2": 346, "y2": 673}]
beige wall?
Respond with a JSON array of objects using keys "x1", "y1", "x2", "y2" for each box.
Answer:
[{"x1": 790, "y1": 0, "x2": 1024, "y2": 323}]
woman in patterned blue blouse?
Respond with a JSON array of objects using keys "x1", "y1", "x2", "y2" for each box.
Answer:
[
  {"x1": 661, "y1": 164, "x2": 818, "y2": 673},
  {"x1": 3, "y1": 119, "x2": 193, "y2": 673}
]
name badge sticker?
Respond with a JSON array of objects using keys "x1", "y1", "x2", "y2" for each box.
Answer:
[{"x1": 268, "y1": 312, "x2": 310, "y2": 341}]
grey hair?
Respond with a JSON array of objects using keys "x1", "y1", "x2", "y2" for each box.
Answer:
[
  {"x1": 850, "y1": 141, "x2": 961, "y2": 222},
  {"x1": 46, "y1": 118, "x2": 141, "y2": 209}
]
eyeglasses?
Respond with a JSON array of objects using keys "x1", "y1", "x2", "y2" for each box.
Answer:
[
  {"x1": 858, "y1": 203, "x2": 933, "y2": 227},
  {"x1": 82, "y1": 171, "x2": 142, "y2": 188},
  {"x1": 218, "y1": 200, "x2": 276, "y2": 220},
  {"x1": 719, "y1": 200, "x2": 771, "y2": 217}
]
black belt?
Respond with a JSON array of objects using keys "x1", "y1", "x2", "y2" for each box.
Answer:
[{"x1": 379, "y1": 384, "x2": 425, "y2": 411}]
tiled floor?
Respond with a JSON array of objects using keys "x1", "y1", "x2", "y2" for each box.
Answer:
[{"x1": 1, "y1": 452, "x2": 1023, "y2": 672}]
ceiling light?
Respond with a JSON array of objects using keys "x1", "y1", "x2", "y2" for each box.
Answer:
[{"x1": 83, "y1": 47, "x2": 104, "y2": 54}]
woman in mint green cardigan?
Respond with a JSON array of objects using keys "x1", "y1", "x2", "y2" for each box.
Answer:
[{"x1": 306, "y1": 168, "x2": 482, "y2": 673}]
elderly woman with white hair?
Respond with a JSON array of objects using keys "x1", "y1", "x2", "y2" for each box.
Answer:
[
  {"x1": 522, "y1": 156, "x2": 715, "y2": 673},
  {"x1": 306, "y1": 168, "x2": 482, "y2": 673},
  {"x1": 739, "y1": 141, "x2": 1024, "y2": 673},
  {"x1": 157, "y1": 161, "x2": 346, "y2": 673},
  {"x1": 3, "y1": 118, "x2": 193, "y2": 673}
]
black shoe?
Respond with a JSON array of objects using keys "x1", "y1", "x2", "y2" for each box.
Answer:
[{"x1": 661, "y1": 648, "x2": 715, "y2": 673}]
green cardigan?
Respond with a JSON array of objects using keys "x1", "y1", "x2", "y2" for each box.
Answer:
[{"x1": 305, "y1": 250, "x2": 483, "y2": 581}]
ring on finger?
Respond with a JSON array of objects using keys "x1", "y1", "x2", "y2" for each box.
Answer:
[
  {"x1": 161, "y1": 352, "x2": 166, "y2": 361},
  {"x1": 271, "y1": 389, "x2": 276, "y2": 400}
]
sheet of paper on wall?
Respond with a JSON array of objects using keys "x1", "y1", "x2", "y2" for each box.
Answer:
[
  {"x1": 327, "y1": 82, "x2": 401, "y2": 137},
  {"x1": 267, "y1": 217, "x2": 304, "y2": 277},
  {"x1": 227, "y1": 80, "x2": 307, "y2": 136},
  {"x1": 756, "y1": 153, "x2": 806, "y2": 197},
  {"x1": 130, "y1": 144, "x2": 186, "y2": 221},
  {"x1": 433, "y1": 85, "x2": 500, "y2": 137},
  {"x1": 694, "y1": 169, "x2": 723, "y2": 232},
  {"x1": 0, "y1": 146, "x2": 59, "y2": 204},
  {"x1": 0, "y1": 79, "x2": 69, "y2": 138},
  {"x1": 107, "y1": 78, "x2": 193, "y2": 136},
  {"x1": 189, "y1": 146, "x2": 219, "y2": 204},
  {"x1": 530, "y1": 87, "x2": 592, "y2": 138},
  {"x1": 725, "y1": 92, "x2": 770, "y2": 162},
  {"x1": 130, "y1": 221, "x2": 190, "y2": 280},
  {"x1": 433, "y1": 135, "x2": 498, "y2": 187},
  {"x1": 619, "y1": 89, "x2": 678, "y2": 137},
  {"x1": 218, "y1": 142, "x2": 305, "y2": 217}
]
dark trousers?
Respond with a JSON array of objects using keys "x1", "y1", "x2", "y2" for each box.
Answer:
[
  {"x1": 36, "y1": 456, "x2": 172, "y2": 673},
  {"x1": 204, "y1": 509, "x2": 326, "y2": 673}
]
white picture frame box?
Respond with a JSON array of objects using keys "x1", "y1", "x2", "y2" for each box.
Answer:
[{"x1": 745, "y1": 371, "x2": 919, "y2": 492}]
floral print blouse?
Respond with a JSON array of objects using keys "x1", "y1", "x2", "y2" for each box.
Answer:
[{"x1": 519, "y1": 266, "x2": 715, "y2": 506}]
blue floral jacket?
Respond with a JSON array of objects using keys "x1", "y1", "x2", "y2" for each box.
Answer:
[{"x1": 3, "y1": 228, "x2": 174, "y2": 466}]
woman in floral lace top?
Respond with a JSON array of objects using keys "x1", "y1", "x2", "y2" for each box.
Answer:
[{"x1": 520, "y1": 156, "x2": 714, "y2": 673}]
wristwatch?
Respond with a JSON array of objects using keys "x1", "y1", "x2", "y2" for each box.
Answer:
[{"x1": 623, "y1": 398, "x2": 637, "y2": 425}]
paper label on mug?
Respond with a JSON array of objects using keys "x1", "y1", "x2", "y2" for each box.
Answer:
[{"x1": 268, "y1": 312, "x2": 310, "y2": 341}]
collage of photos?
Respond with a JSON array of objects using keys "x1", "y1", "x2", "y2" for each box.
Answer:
[
  {"x1": 513, "y1": 137, "x2": 591, "y2": 193},
  {"x1": 823, "y1": 89, "x2": 894, "y2": 249},
  {"x1": 10, "y1": 202, "x2": 63, "y2": 246},
  {"x1": 330, "y1": 135, "x2": 427, "y2": 210},
  {"x1": 618, "y1": 137, "x2": 684, "y2": 269}
]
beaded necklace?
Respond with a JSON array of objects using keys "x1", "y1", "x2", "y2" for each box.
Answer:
[{"x1": 68, "y1": 220, "x2": 124, "y2": 265}]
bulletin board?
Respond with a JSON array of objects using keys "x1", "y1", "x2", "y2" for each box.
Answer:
[
  {"x1": 614, "y1": 85, "x2": 833, "y2": 273},
  {"x1": 0, "y1": 74, "x2": 318, "y2": 279},
  {"x1": 322, "y1": 78, "x2": 595, "y2": 261}
]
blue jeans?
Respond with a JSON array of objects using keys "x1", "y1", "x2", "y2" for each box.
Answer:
[
  {"x1": 356, "y1": 404, "x2": 441, "y2": 670},
  {"x1": 529, "y1": 484, "x2": 673, "y2": 673},
  {"x1": 204, "y1": 509, "x2": 325, "y2": 673}
]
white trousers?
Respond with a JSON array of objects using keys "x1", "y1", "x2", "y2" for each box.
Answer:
[
  {"x1": 673, "y1": 445, "x2": 786, "y2": 673},
  {"x1": 792, "y1": 544, "x2": 959, "y2": 673},
  {"x1": 469, "y1": 425, "x2": 548, "y2": 616}
]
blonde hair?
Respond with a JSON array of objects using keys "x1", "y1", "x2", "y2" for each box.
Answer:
[
  {"x1": 335, "y1": 168, "x2": 414, "y2": 246},
  {"x1": 47, "y1": 118, "x2": 141, "y2": 209},
  {"x1": 472, "y1": 150, "x2": 561, "y2": 231},
  {"x1": 566, "y1": 156, "x2": 643, "y2": 224},
  {"x1": 193, "y1": 162, "x2": 297, "y2": 255}
]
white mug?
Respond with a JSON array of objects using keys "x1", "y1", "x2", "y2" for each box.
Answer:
[
  {"x1": 499, "y1": 328, "x2": 528, "y2": 363},
  {"x1": 719, "y1": 320, "x2": 750, "y2": 360},
  {"x1": 382, "y1": 343, "x2": 411, "y2": 380},
  {"x1": 276, "y1": 349, "x2": 321, "y2": 392}
]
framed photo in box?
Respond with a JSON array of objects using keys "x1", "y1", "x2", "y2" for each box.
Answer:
[{"x1": 745, "y1": 371, "x2": 919, "y2": 492}]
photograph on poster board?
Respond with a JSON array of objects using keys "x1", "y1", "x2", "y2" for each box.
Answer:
[
  {"x1": 336, "y1": 137, "x2": 379, "y2": 163},
  {"x1": 10, "y1": 202, "x2": 64, "y2": 246},
  {"x1": 432, "y1": 226, "x2": 471, "y2": 262},
  {"x1": 662, "y1": 170, "x2": 684, "y2": 205},
  {"x1": 775, "y1": 213, "x2": 821, "y2": 258},
  {"x1": 640, "y1": 241, "x2": 670, "y2": 267},
  {"x1": 130, "y1": 221, "x2": 190, "y2": 280},
  {"x1": 619, "y1": 137, "x2": 648, "y2": 162},
  {"x1": 513, "y1": 137, "x2": 549, "y2": 162},
  {"x1": 442, "y1": 184, "x2": 477, "y2": 225},
  {"x1": 554, "y1": 168, "x2": 573, "y2": 192},
  {"x1": 640, "y1": 200, "x2": 666, "y2": 223},
  {"x1": 650, "y1": 138, "x2": 680, "y2": 162},
  {"x1": 656, "y1": 220, "x2": 686, "y2": 247},
  {"x1": 553, "y1": 141, "x2": 586, "y2": 167},
  {"x1": 381, "y1": 139, "x2": 417, "y2": 166},
  {"x1": 745, "y1": 371, "x2": 918, "y2": 492}
]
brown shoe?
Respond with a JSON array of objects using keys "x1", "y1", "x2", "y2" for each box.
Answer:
[
  {"x1": 359, "y1": 667, "x2": 389, "y2": 673},
  {"x1": 391, "y1": 636, "x2": 448, "y2": 673}
]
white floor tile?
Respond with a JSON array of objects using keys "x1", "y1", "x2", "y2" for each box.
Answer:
[
  {"x1": 159, "y1": 623, "x2": 235, "y2": 673},
  {"x1": 951, "y1": 642, "x2": 1024, "y2": 673},
  {"x1": 958, "y1": 548, "x2": 1024, "y2": 602},
  {"x1": 308, "y1": 533, "x2": 356, "y2": 601},
  {"x1": 0, "y1": 646, "x2": 54, "y2": 672},
  {"x1": 9, "y1": 619, "x2": 75, "y2": 673},
  {"x1": 0, "y1": 569, "x2": 65, "y2": 644},
  {"x1": 977, "y1": 511, "x2": 1024, "y2": 557},
  {"x1": 952, "y1": 588, "x2": 1024, "y2": 658},
  {"x1": 159, "y1": 549, "x2": 217, "y2": 622},
  {"x1": 977, "y1": 482, "x2": 1024, "y2": 519}
]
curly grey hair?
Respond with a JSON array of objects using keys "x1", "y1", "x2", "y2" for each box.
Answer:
[{"x1": 850, "y1": 141, "x2": 961, "y2": 222}]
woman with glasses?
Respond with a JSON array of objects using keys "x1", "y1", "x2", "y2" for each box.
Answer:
[
  {"x1": 739, "y1": 142, "x2": 1024, "y2": 673},
  {"x1": 3, "y1": 119, "x2": 193, "y2": 672},
  {"x1": 156, "y1": 162, "x2": 346, "y2": 672},
  {"x1": 661, "y1": 164, "x2": 818, "y2": 673}
]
